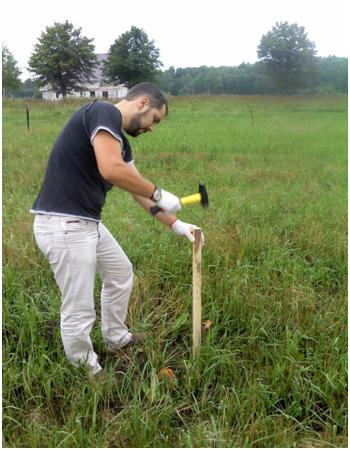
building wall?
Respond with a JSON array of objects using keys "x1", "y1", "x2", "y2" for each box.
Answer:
[
  {"x1": 41, "y1": 85, "x2": 128, "y2": 101},
  {"x1": 39, "y1": 53, "x2": 129, "y2": 101}
]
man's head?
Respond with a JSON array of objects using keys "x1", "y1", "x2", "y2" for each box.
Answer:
[{"x1": 119, "y1": 82, "x2": 168, "y2": 137}]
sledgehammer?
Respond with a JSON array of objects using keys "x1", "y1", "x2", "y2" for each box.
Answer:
[{"x1": 150, "y1": 182, "x2": 209, "y2": 215}]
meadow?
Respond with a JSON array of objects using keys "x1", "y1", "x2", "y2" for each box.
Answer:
[{"x1": 2, "y1": 94, "x2": 348, "y2": 447}]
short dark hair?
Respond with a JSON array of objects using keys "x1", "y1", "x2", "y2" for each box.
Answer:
[{"x1": 126, "y1": 82, "x2": 168, "y2": 114}]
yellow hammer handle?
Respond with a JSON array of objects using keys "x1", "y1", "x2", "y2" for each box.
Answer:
[{"x1": 181, "y1": 193, "x2": 201, "y2": 206}]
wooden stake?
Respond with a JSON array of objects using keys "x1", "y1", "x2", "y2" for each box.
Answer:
[{"x1": 192, "y1": 228, "x2": 202, "y2": 357}]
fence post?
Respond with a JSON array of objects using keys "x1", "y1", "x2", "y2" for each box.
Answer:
[{"x1": 26, "y1": 103, "x2": 30, "y2": 133}]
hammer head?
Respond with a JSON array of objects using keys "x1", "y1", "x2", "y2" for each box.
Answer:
[{"x1": 199, "y1": 182, "x2": 209, "y2": 208}]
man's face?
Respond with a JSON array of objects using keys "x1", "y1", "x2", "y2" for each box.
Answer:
[{"x1": 126, "y1": 103, "x2": 166, "y2": 137}]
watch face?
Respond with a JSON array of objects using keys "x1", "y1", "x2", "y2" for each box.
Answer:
[{"x1": 153, "y1": 188, "x2": 162, "y2": 202}]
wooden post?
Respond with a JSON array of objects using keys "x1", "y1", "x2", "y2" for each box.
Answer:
[{"x1": 192, "y1": 228, "x2": 202, "y2": 357}]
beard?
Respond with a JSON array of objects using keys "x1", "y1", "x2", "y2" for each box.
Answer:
[{"x1": 126, "y1": 110, "x2": 149, "y2": 137}]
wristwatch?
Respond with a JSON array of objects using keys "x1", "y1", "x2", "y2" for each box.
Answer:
[{"x1": 151, "y1": 186, "x2": 162, "y2": 202}]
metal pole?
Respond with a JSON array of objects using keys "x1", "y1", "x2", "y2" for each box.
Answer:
[{"x1": 26, "y1": 103, "x2": 30, "y2": 133}]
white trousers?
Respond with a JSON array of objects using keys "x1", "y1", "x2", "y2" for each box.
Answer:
[{"x1": 33, "y1": 214, "x2": 133, "y2": 374}]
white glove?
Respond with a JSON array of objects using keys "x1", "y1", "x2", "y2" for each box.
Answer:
[
  {"x1": 171, "y1": 220, "x2": 205, "y2": 245},
  {"x1": 157, "y1": 189, "x2": 181, "y2": 214}
]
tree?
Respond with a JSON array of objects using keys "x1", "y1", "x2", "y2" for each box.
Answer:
[
  {"x1": 257, "y1": 22, "x2": 317, "y2": 94},
  {"x1": 156, "y1": 66, "x2": 177, "y2": 94},
  {"x1": 316, "y1": 56, "x2": 348, "y2": 93},
  {"x1": 17, "y1": 79, "x2": 42, "y2": 99},
  {"x1": 2, "y1": 45, "x2": 22, "y2": 97},
  {"x1": 28, "y1": 21, "x2": 97, "y2": 97},
  {"x1": 104, "y1": 26, "x2": 162, "y2": 88}
]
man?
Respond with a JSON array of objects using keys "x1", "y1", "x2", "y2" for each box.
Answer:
[{"x1": 31, "y1": 82, "x2": 203, "y2": 376}]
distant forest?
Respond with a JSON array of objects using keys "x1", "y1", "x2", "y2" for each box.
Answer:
[
  {"x1": 156, "y1": 56, "x2": 347, "y2": 96},
  {"x1": 14, "y1": 56, "x2": 347, "y2": 99}
]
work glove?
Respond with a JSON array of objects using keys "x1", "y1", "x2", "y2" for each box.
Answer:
[
  {"x1": 157, "y1": 189, "x2": 181, "y2": 214},
  {"x1": 171, "y1": 220, "x2": 205, "y2": 245}
]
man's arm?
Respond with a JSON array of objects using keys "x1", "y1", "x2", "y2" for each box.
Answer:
[
  {"x1": 132, "y1": 194, "x2": 178, "y2": 227},
  {"x1": 133, "y1": 191, "x2": 204, "y2": 244},
  {"x1": 129, "y1": 163, "x2": 205, "y2": 245},
  {"x1": 92, "y1": 130, "x2": 155, "y2": 198},
  {"x1": 93, "y1": 130, "x2": 181, "y2": 215},
  {"x1": 127, "y1": 163, "x2": 177, "y2": 227}
]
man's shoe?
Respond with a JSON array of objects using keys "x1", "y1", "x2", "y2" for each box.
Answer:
[
  {"x1": 106, "y1": 332, "x2": 146, "y2": 355},
  {"x1": 119, "y1": 332, "x2": 146, "y2": 350}
]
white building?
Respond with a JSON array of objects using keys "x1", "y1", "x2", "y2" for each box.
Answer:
[{"x1": 41, "y1": 54, "x2": 128, "y2": 100}]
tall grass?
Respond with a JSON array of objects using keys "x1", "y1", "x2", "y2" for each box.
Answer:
[{"x1": 2, "y1": 95, "x2": 347, "y2": 447}]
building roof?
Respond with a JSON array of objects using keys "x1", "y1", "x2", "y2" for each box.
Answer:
[{"x1": 90, "y1": 53, "x2": 108, "y2": 85}]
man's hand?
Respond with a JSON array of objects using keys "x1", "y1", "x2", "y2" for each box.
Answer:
[
  {"x1": 156, "y1": 189, "x2": 181, "y2": 215},
  {"x1": 171, "y1": 220, "x2": 205, "y2": 244}
]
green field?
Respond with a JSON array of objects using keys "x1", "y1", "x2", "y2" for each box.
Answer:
[{"x1": 2, "y1": 95, "x2": 348, "y2": 447}]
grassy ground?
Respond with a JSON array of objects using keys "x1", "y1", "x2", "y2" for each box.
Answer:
[{"x1": 2, "y1": 95, "x2": 348, "y2": 447}]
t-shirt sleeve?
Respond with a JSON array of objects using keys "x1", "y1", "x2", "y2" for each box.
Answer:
[
  {"x1": 85, "y1": 101, "x2": 123, "y2": 145},
  {"x1": 120, "y1": 136, "x2": 134, "y2": 164}
]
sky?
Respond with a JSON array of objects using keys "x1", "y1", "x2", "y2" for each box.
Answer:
[{"x1": 1, "y1": 0, "x2": 349, "y2": 81}]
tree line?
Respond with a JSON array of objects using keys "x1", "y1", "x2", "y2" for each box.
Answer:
[
  {"x1": 2, "y1": 21, "x2": 348, "y2": 98},
  {"x1": 156, "y1": 57, "x2": 347, "y2": 96}
]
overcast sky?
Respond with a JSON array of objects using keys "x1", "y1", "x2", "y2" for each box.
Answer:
[{"x1": 2, "y1": 0, "x2": 349, "y2": 80}]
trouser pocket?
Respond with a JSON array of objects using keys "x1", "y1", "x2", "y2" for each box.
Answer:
[{"x1": 34, "y1": 231, "x2": 53, "y2": 258}]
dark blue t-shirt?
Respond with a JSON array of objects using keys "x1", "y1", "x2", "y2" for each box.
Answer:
[{"x1": 31, "y1": 101, "x2": 133, "y2": 221}]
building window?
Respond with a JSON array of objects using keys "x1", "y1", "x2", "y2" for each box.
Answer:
[
  {"x1": 102, "y1": 91, "x2": 108, "y2": 99},
  {"x1": 90, "y1": 91, "x2": 96, "y2": 98}
]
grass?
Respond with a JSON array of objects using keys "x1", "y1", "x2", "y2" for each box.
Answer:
[{"x1": 2, "y1": 94, "x2": 348, "y2": 447}]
